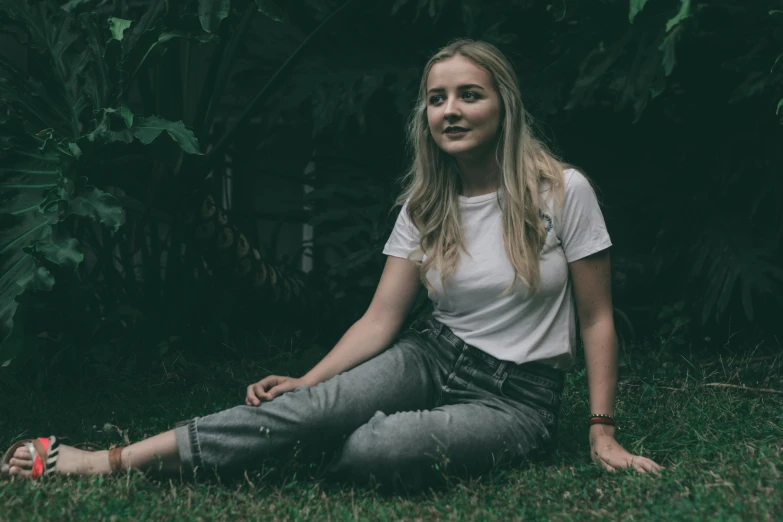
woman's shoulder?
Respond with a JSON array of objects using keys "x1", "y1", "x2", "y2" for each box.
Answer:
[
  {"x1": 536, "y1": 167, "x2": 580, "y2": 197},
  {"x1": 563, "y1": 168, "x2": 590, "y2": 189},
  {"x1": 539, "y1": 168, "x2": 593, "y2": 220}
]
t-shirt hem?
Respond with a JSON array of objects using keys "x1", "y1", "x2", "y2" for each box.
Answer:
[
  {"x1": 382, "y1": 247, "x2": 413, "y2": 260},
  {"x1": 565, "y1": 238, "x2": 612, "y2": 263}
]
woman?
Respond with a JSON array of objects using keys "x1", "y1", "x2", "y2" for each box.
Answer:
[{"x1": 2, "y1": 39, "x2": 662, "y2": 486}]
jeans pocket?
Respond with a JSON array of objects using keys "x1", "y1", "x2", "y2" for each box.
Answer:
[
  {"x1": 496, "y1": 373, "x2": 559, "y2": 446},
  {"x1": 497, "y1": 371, "x2": 558, "y2": 413}
]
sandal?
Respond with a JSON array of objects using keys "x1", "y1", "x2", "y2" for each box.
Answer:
[
  {"x1": 2, "y1": 437, "x2": 126, "y2": 478},
  {"x1": 1, "y1": 436, "x2": 60, "y2": 478}
]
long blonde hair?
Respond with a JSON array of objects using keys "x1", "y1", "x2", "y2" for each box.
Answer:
[{"x1": 395, "y1": 39, "x2": 567, "y2": 294}]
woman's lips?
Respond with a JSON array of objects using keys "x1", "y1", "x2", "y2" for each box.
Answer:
[{"x1": 444, "y1": 129, "x2": 470, "y2": 138}]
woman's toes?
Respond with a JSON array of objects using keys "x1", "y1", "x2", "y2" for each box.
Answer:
[
  {"x1": 9, "y1": 457, "x2": 33, "y2": 471},
  {"x1": 8, "y1": 465, "x2": 32, "y2": 478},
  {"x1": 3, "y1": 447, "x2": 34, "y2": 477},
  {"x1": 14, "y1": 447, "x2": 32, "y2": 461}
]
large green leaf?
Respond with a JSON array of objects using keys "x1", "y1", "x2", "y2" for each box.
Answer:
[
  {"x1": 67, "y1": 180, "x2": 124, "y2": 232},
  {"x1": 658, "y1": 0, "x2": 692, "y2": 77},
  {"x1": 109, "y1": 17, "x2": 133, "y2": 41},
  {"x1": 391, "y1": 0, "x2": 413, "y2": 15},
  {"x1": 122, "y1": 16, "x2": 218, "y2": 93},
  {"x1": 629, "y1": 0, "x2": 650, "y2": 23},
  {"x1": 61, "y1": 0, "x2": 102, "y2": 12},
  {"x1": 256, "y1": 0, "x2": 284, "y2": 22},
  {"x1": 1, "y1": 301, "x2": 33, "y2": 367},
  {"x1": 659, "y1": 29, "x2": 679, "y2": 77},
  {"x1": 83, "y1": 109, "x2": 202, "y2": 155},
  {"x1": 0, "y1": 63, "x2": 62, "y2": 133},
  {"x1": 129, "y1": 117, "x2": 203, "y2": 155},
  {"x1": 565, "y1": 41, "x2": 625, "y2": 110},
  {"x1": 157, "y1": 31, "x2": 219, "y2": 44},
  {"x1": 198, "y1": 0, "x2": 231, "y2": 33},
  {"x1": 0, "y1": 127, "x2": 64, "y2": 363},
  {"x1": 36, "y1": 233, "x2": 84, "y2": 269},
  {"x1": 665, "y1": 0, "x2": 691, "y2": 33},
  {"x1": 0, "y1": 119, "x2": 124, "y2": 363},
  {"x1": 0, "y1": 0, "x2": 107, "y2": 138}
]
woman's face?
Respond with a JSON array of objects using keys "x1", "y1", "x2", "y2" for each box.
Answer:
[{"x1": 426, "y1": 55, "x2": 502, "y2": 161}]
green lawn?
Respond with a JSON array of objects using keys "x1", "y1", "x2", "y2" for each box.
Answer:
[{"x1": 1, "y1": 342, "x2": 782, "y2": 521}]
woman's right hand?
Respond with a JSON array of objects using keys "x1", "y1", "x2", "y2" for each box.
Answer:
[{"x1": 245, "y1": 375, "x2": 308, "y2": 406}]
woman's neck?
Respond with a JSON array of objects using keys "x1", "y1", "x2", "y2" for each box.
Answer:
[{"x1": 455, "y1": 154, "x2": 500, "y2": 197}]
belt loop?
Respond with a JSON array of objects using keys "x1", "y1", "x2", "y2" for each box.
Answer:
[
  {"x1": 494, "y1": 361, "x2": 508, "y2": 379},
  {"x1": 432, "y1": 319, "x2": 444, "y2": 338}
]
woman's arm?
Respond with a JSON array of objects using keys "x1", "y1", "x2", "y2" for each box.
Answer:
[
  {"x1": 247, "y1": 256, "x2": 421, "y2": 404},
  {"x1": 569, "y1": 249, "x2": 618, "y2": 431},
  {"x1": 569, "y1": 249, "x2": 663, "y2": 474},
  {"x1": 301, "y1": 255, "x2": 421, "y2": 385}
]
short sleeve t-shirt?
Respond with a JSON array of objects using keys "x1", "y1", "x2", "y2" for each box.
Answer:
[{"x1": 382, "y1": 169, "x2": 612, "y2": 368}]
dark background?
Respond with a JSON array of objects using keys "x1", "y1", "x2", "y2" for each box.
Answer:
[{"x1": 1, "y1": 0, "x2": 782, "y2": 386}]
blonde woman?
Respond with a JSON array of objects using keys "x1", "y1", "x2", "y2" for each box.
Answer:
[{"x1": 2, "y1": 39, "x2": 661, "y2": 487}]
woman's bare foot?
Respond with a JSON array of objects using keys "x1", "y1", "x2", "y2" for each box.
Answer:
[{"x1": 2, "y1": 430, "x2": 180, "y2": 479}]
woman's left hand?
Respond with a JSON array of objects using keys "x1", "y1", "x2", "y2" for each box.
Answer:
[{"x1": 590, "y1": 428, "x2": 663, "y2": 473}]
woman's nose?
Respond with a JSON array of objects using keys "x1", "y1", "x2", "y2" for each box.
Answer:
[{"x1": 443, "y1": 97, "x2": 461, "y2": 119}]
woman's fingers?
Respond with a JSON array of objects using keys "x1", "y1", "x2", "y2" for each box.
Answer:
[
  {"x1": 626, "y1": 455, "x2": 663, "y2": 474},
  {"x1": 267, "y1": 384, "x2": 281, "y2": 399},
  {"x1": 609, "y1": 454, "x2": 634, "y2": 470},
  {"x1": 254, "y1": 383, "x2": 272, "y2": 402},
  {"x1": 629, "y1": 456, "x2": 647, "y2": 474},
  {"x1": 246, "y1": 384, "x2": 262, "y2": 406},
  {"x1": 601, "y1": 451, "x2": 663, "y2": 474},
  {"x1": 259, "y1": 375, "x2": 286, "y2": 389},
  {"x1": 246, "y1": 376, "x2": 293, "y2": 405},
  {"x1": 599, "y1": 458, "x2": 616, "y2": 472},
  {"x1": 592, "y1": 437, "x2": 664, "y2": 475},
  {"x1": 6, "y1": 455, "x2": 33, "y2": 477},
  {"x1": 14, "y1": 447, "x2": 32, "y2": 460},
  {"x1": 9, "y1": 458, "x2": 31, "y2": 469},
  {"x1": 636, "y1": 457, "x2": 664, "y2": 474},
  {"x1": 268, "y1": 381, "x2": 293, "y2": 399}
]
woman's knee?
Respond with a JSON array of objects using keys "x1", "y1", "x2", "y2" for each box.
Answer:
[{"x1": 332, "y1": 412, "x2": 443, "y2": 485}]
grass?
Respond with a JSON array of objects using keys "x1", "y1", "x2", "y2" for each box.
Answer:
[{"x1": 1, "y1": 337, "x2": 782, "y2": 521}]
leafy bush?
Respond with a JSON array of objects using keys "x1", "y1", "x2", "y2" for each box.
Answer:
[
  {"x1": 2, "y1": 0, "x2": 782, "y2": 375},
  {"x1": 0, "y1": 0, "x2": 347, "y2": 368}
]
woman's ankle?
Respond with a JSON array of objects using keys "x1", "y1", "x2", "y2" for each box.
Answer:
[{"x1": 55, "y1": 446, "x2": 113, "y2": 475}]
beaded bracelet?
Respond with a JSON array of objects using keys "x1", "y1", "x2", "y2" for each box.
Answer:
[{"x1": 589, "y1": 414, "x2": 616, "y2": 427}]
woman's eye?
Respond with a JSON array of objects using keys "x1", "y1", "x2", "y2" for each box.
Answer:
[
  {"x1": 429, "y1": 95, "x2": 443, "y2": 104},
  {"x1": 462, "y1": 91, "x2": 479, "y2": 100}
]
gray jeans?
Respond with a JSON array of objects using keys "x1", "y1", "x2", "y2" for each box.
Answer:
[{"x1": 175, "y1": 318, "x2": 564, "y2": 488}]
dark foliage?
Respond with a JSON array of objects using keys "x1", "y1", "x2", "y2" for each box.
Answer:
[{"x1": 1, "y1": 0, "x2": 781, "y2": 380}]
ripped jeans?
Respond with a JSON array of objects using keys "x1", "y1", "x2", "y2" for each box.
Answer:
[{"x1": 174, "y1": 318, "x2": 565, "y2": 489}]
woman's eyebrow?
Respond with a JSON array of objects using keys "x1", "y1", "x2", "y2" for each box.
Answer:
[{"x1": 427, "y1": 84, "x2": 486, "y2": 94}]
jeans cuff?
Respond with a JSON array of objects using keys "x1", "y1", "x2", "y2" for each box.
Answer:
[{"x1": 174, "y1": 419, "x2": 202, "y2": 473}]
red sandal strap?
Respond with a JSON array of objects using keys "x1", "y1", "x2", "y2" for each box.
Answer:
[{"x1": 29, "y1": 438, "x2": 48, "y2": 479}]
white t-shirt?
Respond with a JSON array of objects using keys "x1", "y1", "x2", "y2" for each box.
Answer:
[{"x1": 382, "y1": 169, "x2": 612, "y2": 368}]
